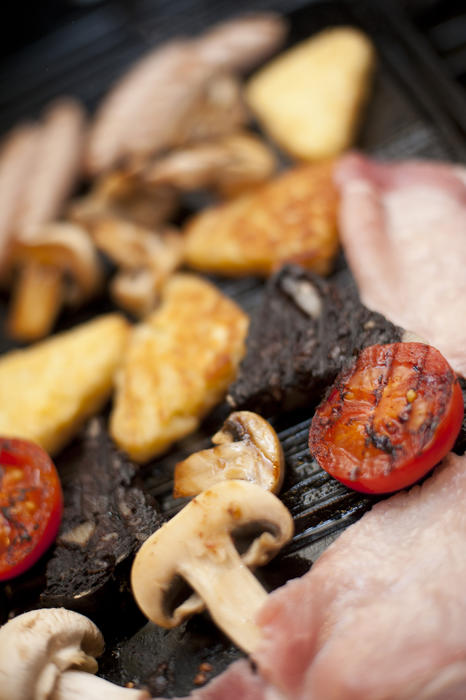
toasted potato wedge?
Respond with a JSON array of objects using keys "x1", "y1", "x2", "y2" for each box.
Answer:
[
  {"x1": 246, "y1": 27, "x2": 375, "y2": 160},
  {"x1": 110, "y1": 274, "x2": 248, "y2": 462},
  {"x1": 184, "y1": 161, "x2": 339, "y2": 276},
  {"x1": 0, "y1": 314, "x2": 129, "y2": 455}
]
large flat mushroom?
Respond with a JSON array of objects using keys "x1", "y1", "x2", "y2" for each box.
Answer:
[
  {"x1": 131, "y1": 480, "x2": 293, "y2": 654},
  {"x1": 173, "y1": 411, "x2": 285, "y2": 498},
  {"x1": 0, "y1": 608, "x2": 149, "y2": 700}
]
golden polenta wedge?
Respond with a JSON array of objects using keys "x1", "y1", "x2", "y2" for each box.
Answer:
[
  {"x1": 184, "y1": 161, "x2": 339, "y2": 276},
  {"x1": 110, "y1": 274, "x2": 248, "y2": 462},
  {"x1": 246, "y1": 27, "x2": 375, "y2": 160},
  {"x1": 0, "y1": 314, "x2": 129, "y2": 455}
]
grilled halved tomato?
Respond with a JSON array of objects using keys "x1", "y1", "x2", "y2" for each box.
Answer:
[
  {"x1": 309, "y1": 343, "x2": 464, "y2": 494},
  {"x1": 0, "y1": 437, "x2": 62, "y2": 580}
]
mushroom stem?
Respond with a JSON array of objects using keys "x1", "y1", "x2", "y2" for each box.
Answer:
[
  {"x1": 52, "y1": 670, "x2": 150, "y2": 700},
  {"x1": 7, "y1": 261, "x2": 62, "y2": 340},
  {"x1": 179, "y1": 537, "x2": 268, "y2": 654}
]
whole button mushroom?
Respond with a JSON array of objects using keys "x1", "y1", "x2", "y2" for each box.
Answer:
[
  {"x1": 131, "y1": 480, "x2": 294, "y2": 654},
  {"x1": 0, "y1": 608, "x2": 149, "y2": 700},
  {"x1": 173, "y1": 411, "x2": 285, "y2": 498}
]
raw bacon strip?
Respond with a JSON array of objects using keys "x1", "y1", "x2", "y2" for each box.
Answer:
[
  {"x1": 335, "y1": 153, "x2": 466, "y2": 378},
  {"x1": 155, "y1": 659, "x2": 280, "y2": 700},
  {"x1": 255, "y1": 452, "x2": 466, "y2": 700}
]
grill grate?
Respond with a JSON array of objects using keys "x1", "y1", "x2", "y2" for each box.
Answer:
[
  {"x1": 410, "y1": 0, "x2": 466, "y2": 89},
  {"x1": 0, "y1": 1, "x2": 464, "y2": 695}
]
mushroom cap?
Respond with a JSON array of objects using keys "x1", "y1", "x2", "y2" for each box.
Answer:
[
  {"x1": 131, "y1": 479, "x2": 293, "y2": 628},
  {"x1": 13, "y1": 222, "x2": 101, "y2": 303},
  {"x1": 111, "y1": 267, "x2": 159, "y2": 317},
  {"x1": 0, "y1": 607, "x2": 104, "y2": 700},
  {"x1": 173, "y1": 410, "x2": 285, "y2": 497}
]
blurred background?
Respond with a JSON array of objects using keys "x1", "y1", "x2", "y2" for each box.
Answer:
[
  {"x1": 1, "y1": 0, "x2": 465, "y2": 88},
  {"x1": 1, "y1": 0, "x2": 464, "y2": 148}
]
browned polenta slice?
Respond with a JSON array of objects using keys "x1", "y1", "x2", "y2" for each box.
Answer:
[
  {"x1": 184, "y1": 161, "x2": 339, "y2": 276},
  {"x1": 110, "y1": 274, "x2": 248, "y2": 462},
  {"x1": 0, "y1": 314, "x2": 130, "y2": 455}
]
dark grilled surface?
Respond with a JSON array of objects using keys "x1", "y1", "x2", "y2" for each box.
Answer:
[{"x1": 0, "y1": 0, "x2": 464, "y2": 696}]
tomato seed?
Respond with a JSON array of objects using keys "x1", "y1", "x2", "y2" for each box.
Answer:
[{"x1": 7, "y1": 468, "x2": 23, "y2": 482}]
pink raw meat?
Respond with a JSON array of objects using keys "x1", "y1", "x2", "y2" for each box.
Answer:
[
  {"x1": 155, "y1": 659, "x2": 280, "y2": 700},
  {"x1": 255, "y1": 452, "x2": 466, "y2": 700},
  {"x1": 334, "y1": 153, "x2": 466, "y2": 377}
]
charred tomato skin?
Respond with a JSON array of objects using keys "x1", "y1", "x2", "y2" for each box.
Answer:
[
  {"x1": 0, "y1": 438, "x2": 62, "y2": 581},
  {"x1": 309, "y1": 343, "x2": 464, "y2": 494}
]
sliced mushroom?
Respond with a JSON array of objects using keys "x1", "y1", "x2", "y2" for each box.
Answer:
[
  {"x1": 174, "y1": 411, "x2": 284, "y2": 498},
  {"x1": 110, "y1": 268, "x2": 159, "y2": 318},
  {"x1": 91, "y1": 217, "x2": 182, "y2": 270},
  {"x1": 0, "y1": 608, "x2": 149, "y2": 699},
  {"x1": 131, "y1": 480, "x2": 293, "y2": 654},
  {"x1": 89, "y1": 217, "x2": 184, "y2": 316},
  {"x1": 142, "y1": 131, "x2": 277, "y2": 197},
  {"x1": 167, "y1": 73, "x2": 249, "y2": 150},
  {"x1": 7, "y1": 222, "x2": 101, "y2": 341},
  {"x1": 69, "y1": 170, "x2": 178, "y2": 231}
]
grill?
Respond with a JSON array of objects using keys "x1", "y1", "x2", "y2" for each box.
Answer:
[{"x1": 0, "y1": 0, "x2": 464, "y2": 695}]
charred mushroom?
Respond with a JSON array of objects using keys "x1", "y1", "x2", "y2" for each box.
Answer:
[
  {"x1": 7, "y1": 222, "x2": 101, "y2": 341},
  {"x1": 131, "y1": 480, "x2": 293, "y2": 654},
  {"x1": 174, "y1": 411, "x2": 284, "y2": 498},
  {"x1": 0, "y1": 608, "x2": 149, "y2": 699}
]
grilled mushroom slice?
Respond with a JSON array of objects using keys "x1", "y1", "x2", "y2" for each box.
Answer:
[
  {"x1": 142, "y1": 131, "x2": 277, "y2": 197},
  {"x1": 0, "y1": 608, "x2": 149, "y2": 699},
  {"x1": 131, "y1": 480, "x2": 293, "y2": 654},
  {"x1": 7, "y1": 222, "x2": 101, "y2": 341},
  {"x1": 90, "y1": 217, "x2": 184, "y2": 317},
  {"x1": 174, "y1": 411, "x2": 284, "y2": 498}
]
